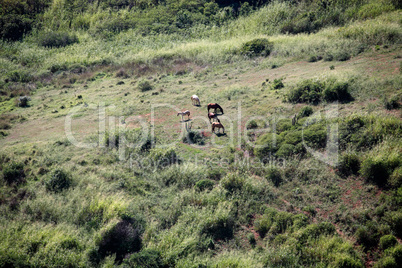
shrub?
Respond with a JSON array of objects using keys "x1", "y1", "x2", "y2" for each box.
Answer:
[
  {"x1": 360, "y1": 157, "x2": 391, "y2": 186},
  {"x1": 324, "y1": 54, "x2": 334, "y2": 61},
  {"x1": 149, "y1": 147, "x2": 179, "y2": 169},
  {"x1": 276, "y1": 144, "x2": 296, "y2": 158},
  {"x1": 334, "y1": 51, "x2": 351, "y2": 61},
  {"x1": 45, "y1": 169, "x2": 72, "y2": 193},
  {"x1": 137, "y1": 79, "x2": 153, "y2": 92},
  {"x1": 200, "y1": 213, "x2": 234, "y2": 240},
  {"x1": 247, "y1": 120, "x2": 258, "y2": 129},
  {"x1": 392, "y1": 245, "x2": 402, "y2": 264},
  {"x1": 374, "y1": 256, "x2": 398, "y2": 268},
  {"x1": 286, "y1": 79, "x2": 323, "y2": 104},
  {"x1": 299, "y1": 106, "x2": 313, "y2": 118},
  {"x1": 338, "y1": 152, "x2": 360, "y2": 177},
  {"x1": 383, "y1": 96, "x2": 400, "y2": 110},
  {"x1": 240, "y1": 38, "x2": 273, "y2": 57},
  {"x1": 18, "y1": 96, "x2": 30, "y2": 107},
  {"x1": 384, "y1": 211, "x2": 402, "y2": 237},
  {"x1": 221, "y1": 174, "x2": 244, "y2": 194},
  {"x1": 307, "y1": 55, "x2": 318, "y2": 62},
  {"x1": 389, "y1": 167, "x2": 402, "y2": 188},
  {"x1": 272, "y1": 78, "x2": 284, "y2": 90},
  {"x1": 182, "y1": 130, "x2": 205, "y2": 145},
  {"x1": 195, "y1": 179, "x2": 215, "y2": 191},
  {"x1": 2, "y1": 162, "x2": 25, "y2": 185},
  {"x1": 355, "y1": 223, "x2": 379, "y2": 249},
  {"x1": 266, "y1": 168, "x2": 282, "y2": 187},
  {"x1": 333, "y1": 256, "x2": 363, "y2": 268},
  {"x1": 94, "y1": 217, "x2": 143, "y2": 264},
  {"x1": 322, "y1": 81, "x2": 353, "y2": 102},
  {"x1": 254, "y1": 214, "x2": 273, "y2": 238},
  {"x1": 379, "y1": 235, "x2": 397, "y2": 250},
  {"x1": 115, "y1": 68, "x2": 129, "y2": 78},
  {"x1": 254, "y1": 133, "x2": 284, "y2": 160},
  {"x1": 39, "y1": 32, "x2": 79, "y2": 48},
  {"x1": 247, "y1": 233, "x2": 256, "y2": 246},
  {"x1": 122, "y1": 249, "x2": 164, "y2": 268},
  {"x1": 7, "y1": 70, "x2": 32, "y2": 83},
  {"x1": 298, "y1": 222, "x2": 336, "y2": 243}
]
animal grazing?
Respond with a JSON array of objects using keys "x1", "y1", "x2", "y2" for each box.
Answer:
[
  {"x1": 191, "y1": 95, "x2": 200, "y2": 106},
  {"x1": 207, "y1": 103, "x2": 224, "y2": 114},
  {"x1": 208, "y1": 112, "x2": 218, "y2": 123},
  {"x1": 212, "y1": 121, "x2": 225, "y2": 134},
  {"x1": 177, "y1": 110, "x2": 190, "y2": 121}
]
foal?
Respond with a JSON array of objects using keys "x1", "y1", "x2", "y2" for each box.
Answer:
[
  {"x1": 177, "y1": 110, "x2": 190, "y2": 121},
  {"x1": 208, "y1": 112, "x2": 218, "y2": 123}
]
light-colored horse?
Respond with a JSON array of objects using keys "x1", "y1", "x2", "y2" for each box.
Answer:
[
  {"x1": 191, "y1": 95, "x2": 200, "y2": 106},
  {"x1": 177, "y1": 110, "x2": 190, "y2": 121}
]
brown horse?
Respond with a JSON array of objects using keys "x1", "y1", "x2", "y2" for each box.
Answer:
[
  {"x1": 208, "y1": 112, "x2": 218, "y2": 123},
  {"x1": 212, "y1": 121, "x2": 224, "y2": 133},
  {"x1": 207, "y1": 103, "x2": 224, "y2": 114},
  {"x1": 177, "y1": 110, "x2": 190, "y2": 121}
]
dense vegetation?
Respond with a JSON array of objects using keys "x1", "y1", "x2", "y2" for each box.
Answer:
[{"x1": 0, "y1": 0, "x2": 401, "y2": 267}]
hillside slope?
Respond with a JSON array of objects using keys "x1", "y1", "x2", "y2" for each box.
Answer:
[{"x1": 0, "y1": 1, "x2": 402, "y2": 267}]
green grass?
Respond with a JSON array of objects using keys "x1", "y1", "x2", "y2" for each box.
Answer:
[{"x1": 0, "y1": 1, "x2": 401, "y2": 267}]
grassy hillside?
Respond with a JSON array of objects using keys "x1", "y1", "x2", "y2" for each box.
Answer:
[{"x1": 0, "y1": 0, "x2": 402, "y2": 267}]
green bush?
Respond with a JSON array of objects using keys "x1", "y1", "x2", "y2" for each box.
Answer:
[
  {"x1": 39, "y1": 32, "x2": 79, "y2": 48},
  {"x1": 298, "y1": 222, "x2": 336, "y2": 243},
  {"x1": 322, "y1": 81, "x2": 353, "y2": 102},
  {"x1": 254, "y1": 133, "x2": 283, "y2": 160},
  {"x1": 200, "y1": 213, "x2": 234, "y2": 240},
  {"x1": 384, "y1": 211, "x2": 402, "y2": 237},
  {"x1": 247, "y1": 233, "x2": 256, "y2": 246},
  {"x1": 383, "y1": 96, "x2": 400, "y2": 110},
  {"x1": 286, "y1": 79, "x2": 324, "y2": 104},
  {"x1": 221, "y1": 173, "x2": 245, "y2": 194},
  {"x1": 338, "y1": 152, "x2": 360, "y2": 177},
  {"x1": 357, "y1": 2, "x2": 395, "y2": 20},
  {"x1": 254, "y1": 212, "x2": 274, "y2": 238},
  {"x1": 266, "y1": 168, "x2": 282, "y2": 187},
  {"x1": 122, "y1": 249, "x2": 164, "y2": 268},
  {"x1": 360, "y1": 157, "x2": 392, "y2": 187},
  {"x1": 379, "y1": 235, "x2": 397, "y2": 250},
  {"x1": 45, "y1": 169, "x2": 72, "y2": 193},
  {"x1": 276, "y1": 144, "x2": 296, "y2": 158},
  {"x1": 392, "y1": 245, "x2": 402, "y2": 264},
  {"x1": 240, "y1": 38, "x2": 273, "y2": 57},
  {"x1": 272, "y1": 78, "x2": 284, "y2": 90},
  {"x1": 92, "y1": 217, "x2": 143, "y2": 264},
  {"x1": 182, "y1": 130, "x2": 205, "y2": 145},
  {"x1": 299, "y1": 106, "x2": 313, "y2": 118},
  {"x1": 247, "y1": 120, "x2": 258, "y2": 129},
  {"x1": 2, "y1": 162, "x2": 25, "y2": 185},
  {"x1": 389, "y1": 167, "x2": 402, "y2": 188},
  {"x1": 334, "y1": 51, "x2": 351, "y2": 61},
  {"x1": 137, "y1": 79, "x2": 153, "y2": 92},
  {"x1": 374, "y1": 256, "x2": 398, "y2": 268},
  {"x1": 6, "y1": 70, "x2": 32, "y2": 83},
  {"x1": 195, "y1": 179, "x2": 215, "y2": 191},
  {"x1": 355, "y1": 223, "x2": 379, "y2": 249},
  {"x1": 149, "y1": 147, "x2": 179, "y2": 168}
]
